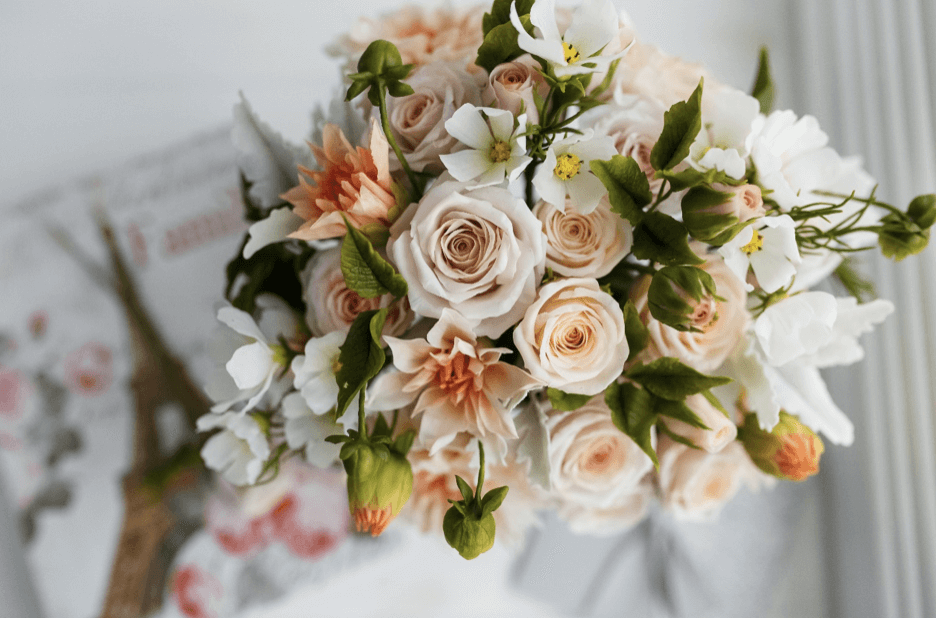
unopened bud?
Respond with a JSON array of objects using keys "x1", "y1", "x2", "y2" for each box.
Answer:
[
  {"x1": 738, "y1": 412, "x2": 824, "y2": 481},
  {"x1": 443, "y1": 507, "x2": 496, "y2": 560},
  {"x1": 343, "y1": 443, "x2": 413, "y2": 536}
]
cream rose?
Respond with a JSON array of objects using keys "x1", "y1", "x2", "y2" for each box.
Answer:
[
  {"x1": 388, "y1": 179, "x2": 546, "y2": 338},
  {"x1": 514, "y1": 278, "x2": 629, "y2": 395},
  {"x1": 657, "y1": 438, "x2": 766, "y2": 521},
  {"x1": 484, "y1": 54, "x2": 549, "y2": 124},
  {"x1": 632, "y1": 254, "x2": 749, "y2": 373},
  {"x1": 533, "y1": 197, "x2": 632, "y2": 278},
  {"x1": 545, "y1": 396, "x2": 653, "y2": 534},
  {"x1": 386, "y1": 61, "x2": 484, "y2": 174},
  {"x1": 612, "y1": 41, "x2": 718, "y2": 108},
  {"x1": 720, "y1": 183, "x2": 766, "y2": 222},
  {"x1": 591, "y1": 93, "x2": 667, "y2": 187},
  {"x1": 659, "y1": 394, "x2": 738, "y2": 453},
  {"x1": 301, "y1": 247, "x2": 412, "y2": 338},
  {"x1": 330, "y1": 5, "x2": 485, "y2": 70}
]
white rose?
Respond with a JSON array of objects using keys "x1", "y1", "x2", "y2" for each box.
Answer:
[
  {"x1": 659, "y1": 393, "x2": 737, "y2": 453},
  {"x1": 514, "y1": 278, "x2": 629, "y2": 395},
  {"x1": 545, "y1": 396, "x2": 653, "y2": 534},
  {"x1": 658, "y1": 438, "x2": 766, "y2": 521},
  {"x1": 533, "y1": 197, "x2": 632, "y2": 278},
  {"x1": 301, "y1": 247, "x2": 412, "y2": 337},
  {"x1": 386, "y1": 61, "x2": 484, "y2": 173},
  {"x1": 632, "y1": 254, "x2": 749, "y2": 373},
  {"x1": 483, "y1": 54, "x2": 549, "y2": 123},
  {"x1": 388, "y1": 179, "x2": 546, "y2": 337}
]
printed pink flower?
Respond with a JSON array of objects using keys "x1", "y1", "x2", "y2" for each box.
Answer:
[
  {"x1": 172, "y1": 565, "x2": 223, "y2": 618},
  {"x1": 283, "y1": 119, "x2": 396, "y2": 241},
  {"x1": 371, "y1": 309, "x2": 540, "y2": 457},
  {"x1": 64, "y1": 342, "x2": 113, "y2": 396}
]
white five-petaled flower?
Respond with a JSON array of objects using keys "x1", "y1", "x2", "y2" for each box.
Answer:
[
  {"x1": 718, "y1": 214, "x2": 801, "y2": 293},
  {"x1": 440, "y1": 104, "x2": 532, "y2": 187},
  {"x1": 533, "y1": 130, "x2": 617, "y2": 214},
  {"x1": 205, "y1": 301, "x2": 294, "y2": 415},
  {"x1": 281, "y1": 392, "x2": 343, "y2": 469},
  {"x1": 198, "y1": 411, "x2": 271, "y2": 486},
  {"x1": 510, "y1": 0, "x2": 622, "y2": 78},
  {"x1": 290, "y1": 331, "x2": 360, "y2": 426},
  {"x1": 688, "y1": 88, "x2": 760, "y2": 180}
]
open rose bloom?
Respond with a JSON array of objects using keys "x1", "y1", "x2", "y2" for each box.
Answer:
[{"x1": 201, "y1": 0, "x2": 931, "y2": 555}]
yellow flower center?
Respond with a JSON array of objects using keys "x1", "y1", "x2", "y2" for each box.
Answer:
[
  {"x1": 489, "y1": 140, "x2": 512, "y2": 163},
  {"x1": 741, "y1": 229, "x2": 764, "y2": 255},
  {"x1": 270, "y1": 344, "x2": 290, "y2": 367},
  {"x1": 554, "y1": 152, "x2": 582, "y2": 180},
  {"x1": 331, "y1": 352, "x2": 342, "y2": 375},
  {"x1": 563, "y1": 41, "x2": 582, "y2": 64}
]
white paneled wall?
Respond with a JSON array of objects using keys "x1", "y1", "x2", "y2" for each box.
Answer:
[{"x1": 791, "y1": 0, "x2": 936, "y2": 616}]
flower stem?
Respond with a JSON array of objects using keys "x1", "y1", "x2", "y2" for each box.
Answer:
[
  {"x1": 524, "y1": 161, "x2": 537, "y2": 207},
  {"x1": 377, "y1": 82, "x2": 422, "y2": 198},
  {"x1": 476, "y1": 440, "x2": 486, "y2": 498},
  {"x1": 359, "y1": 387, "x2": 367, "y2": 440}
]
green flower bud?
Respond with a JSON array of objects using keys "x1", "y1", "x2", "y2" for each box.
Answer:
[
  {"x1": 342, "y1": 441, "x2": 413, "y2": 536},
  {"x1": 648, "y1": 265, "x2": 721, "y2": 332},
  {"x1": 443, "y1": 506, "x2": 496, "y2": 560},
  {"x1": 907, "y1": 194, "x2": 936, "y2": 229},
  {"x1": 738, "y1": 412, "x2": 824, "y2": 481},
  {"x1": 682, "y1": 185, "x2": 741, "y2": 244}
]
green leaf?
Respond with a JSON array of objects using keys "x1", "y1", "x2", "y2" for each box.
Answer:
[
  {"x1": 647, "y1": 266, "x2": 719, "y2": 332},
  {"x1": 334, "y1": 309, "x2": 388, "y2": 417},
  {"x1": 476, "y1": 17, "x2": 531, "y2": 74},
  {"x1": 546, "y1": 388, "x2": 593, "y2": 412},
  {"x1": 833, "y1": 257, "x2": 876, "y2": 303},
  {"x1": 632, "y1": 212, "x2": 705, "y2": 266},
  {"x1": 650, "y1": 78, "x2": 703, "y2": 171},
  {"x1": 625, "y1": 357, "x2": 732, "y2": 401},
  {"x1": 340, "y1": 216, "x2": 408, "y2": 299},
  {"x1": 590, "y1": 155, "x2": 652, "y2": 225},
  {"x1": 622, "y1": 300, "x2": 649, "y2": 363},
  {"x1": 480, "y1": 486, "x2": 509, "y2": 517},
  {"x1": 701, "y1": 389, "x2": 731, "y2": 419},
  {"x1": 657, "y1": 422, "x2": 704, "y2": 449},
  {"x1": 455, "y1": 475, "x2": 475, "y2": 504},
  {"x1": 750, "y1": 46, "x2": 775, "y2": 115},
  {"x1": 392, "y1": 429, "x2": 416, "y2": 456},
  {"x1": 656, "y1": 167, "x2": 734, "y2": 192},
  {"x1": 655, "y1": 398, "x2": 709, "y2": 430},
  {"x1": 483, "y1": 0, "x2": 535, "y2": 35},
  {"x1": 907, "y1": 194, "x2": 936, "y2": 229},
  {"x1": 324, "y1": 434, "x2": 352, "y2": 444},
  {"x1": 605, "y1": 382, "x2": 659, "y2": 466}
]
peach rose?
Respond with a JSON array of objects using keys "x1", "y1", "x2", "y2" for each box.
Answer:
[
  {"x1": 388, "y1": 179, "x2": 546, "y2": 338},
  {"x1": 657, "y1": 437, "x2": 766, "y2": 521},
  {"x1": 484, "y1": 55, "x2": 549, "y2": 124},
  {"x1": 545, "y1": 396, "x2": 653, "y2": 534},
  {"x1": 632, "y1": 254, "x2": 749, "y2": 373},
  {"x1": 404, "y1": 435, "x2": 543, "y2": 546},
  {"x1": 385, "y1": 61, "x2": 484, "y2": 174},
  {"x1": 300, "y1": 247, "x2": 412, "y2": 338},
  {"x1": 283, "y1": 119, "x2": 395, "y2": 241},
  {"x1": 659, "y1": 394, "x2": 738, "y2": 453},
  {"x1": 330, "y1": 5, "x2": 485, "y2": 70},
  {"x1": 533, "y1": 197, "x2": 633, "y2": 278},
  {"x1": 514, "y1": 278, "x2": 629, "y2": 396}
]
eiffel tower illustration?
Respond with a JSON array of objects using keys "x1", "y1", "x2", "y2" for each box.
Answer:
[{"x1": 49, "y1": 205, "x2": 212, "y2": 618}]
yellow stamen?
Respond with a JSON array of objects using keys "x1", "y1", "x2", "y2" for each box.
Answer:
[
  {"x1": 489, "y1": 140, "x2": 512, "y2": 163},
  {"x1": 554, "y1": 152, "x2": 582, "y2": 180},
  {"x1": 270, "y1": 344, "x2": 290, "y2": 367},
  {"x1": 741, "y1": 229, "x2": 764, "y2": 255},
  {"x1": 563, "y1": 41, "x2": 582, "y2": 64}
]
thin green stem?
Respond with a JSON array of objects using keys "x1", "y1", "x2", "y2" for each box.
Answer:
[
  {"x1": 377, "y1": 82, "x2": 421, "y2": 198},
  {"x1": 358, "y1": 387, "x2": 367, "y2": 440},
  {"x1": 476, "y1": 440, "x2": 486, "y2": 498}
]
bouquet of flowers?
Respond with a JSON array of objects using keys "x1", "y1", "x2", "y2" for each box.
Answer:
[{"x1": 197, "y1": 0, "x2": 934, "y2": 558}]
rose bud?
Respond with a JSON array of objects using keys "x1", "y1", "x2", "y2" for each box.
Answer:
[
  {"x1": 342, "y1": 440, "x2": 414, "y2": 536},
  {"x1": 646, "y1": 265, "x2": 721, "y2": 333},
  {"x1": 681, "y1": 184, "x2": 765, "y2": 245},
  {"x1": 737, "y1": 411, "x2": 825, "y2": 481}
]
